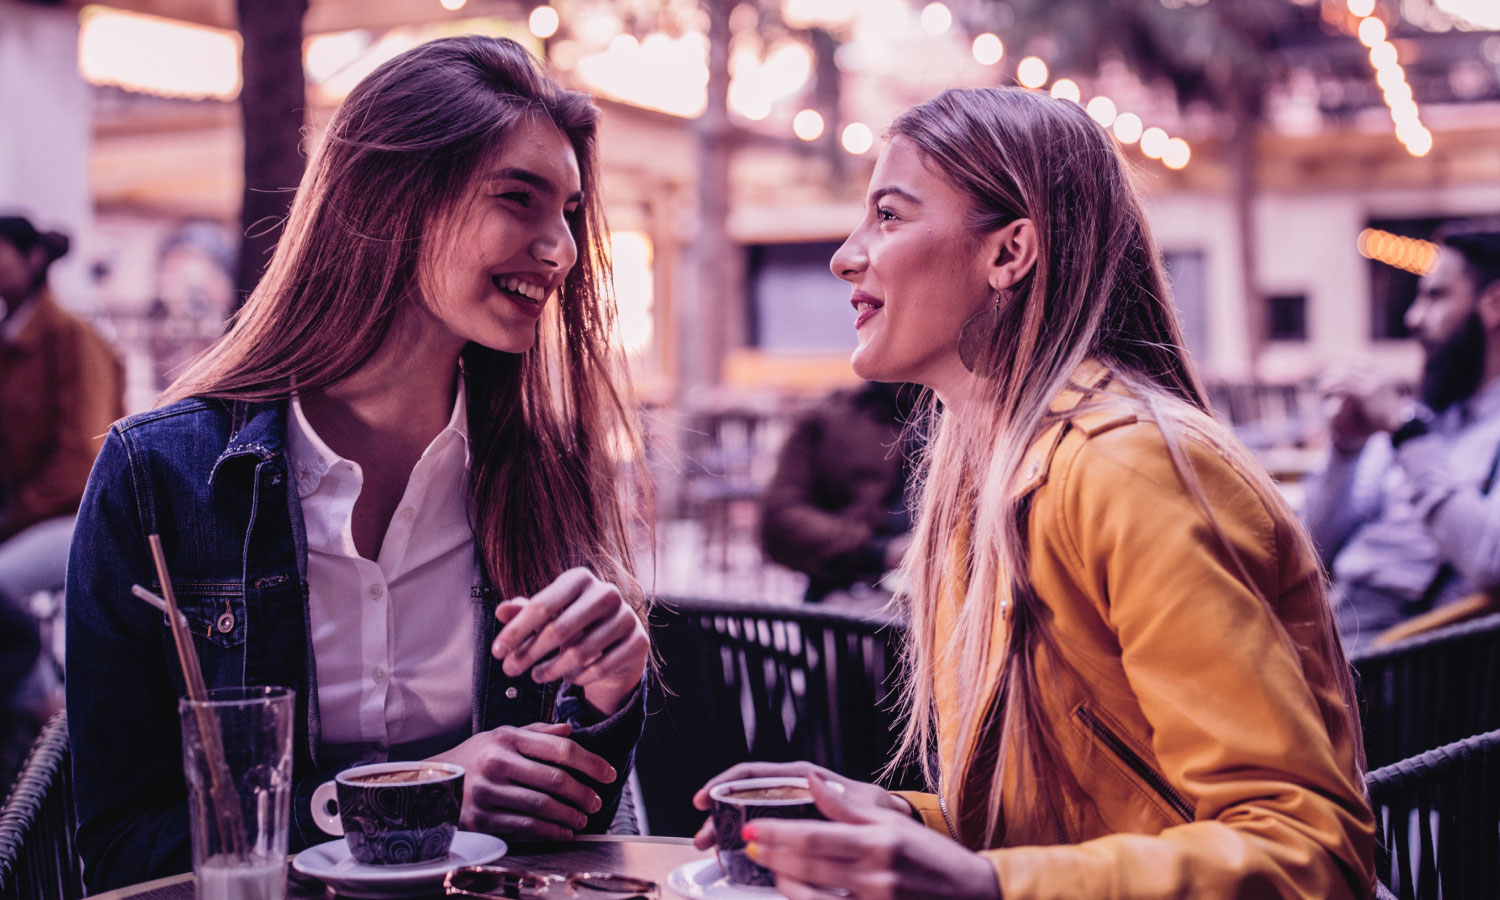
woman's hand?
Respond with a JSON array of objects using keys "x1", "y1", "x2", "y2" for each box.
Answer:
[
  {"x1": 491, "y1": 567, "x2": 648, "y2": 717},
  {"x1": 428, "y1": 722, "x2": 617, "y2": 841},
  {"x1": 745, "y1": 772, "x2": 1001, "y2": 900},
  {"x1": 691, "y1": 762, "x2": 912, "y2": 851}
]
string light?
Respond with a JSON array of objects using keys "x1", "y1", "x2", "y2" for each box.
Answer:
[
  {"x1": 971, "y1": 33, "x2": 1004, "y2": 66},
  {"x1": 1049, "y1": 78, "x2": 1081, "y2": 103},
  {"x1": 528, "y1": 6, "x2": 559, "y2": 39},
  {"x1": 1162, "y1": 137, "x2": 1191, "y2": 169},
  {"x1": 439, "y1": 0, "x2": 467, "y2": 10},
  {"x1": 1017, "y1": 56, "x2": 1048, "y2": 89},
  {"x1": 1112, "y1": 112, "x2": 1143, "y2": 143},
  {"x1": 1346, "y1": 0, "x2": 1376, "y2": 16},
  {"x1": 1357, "y1": 228, "x2": 1439, "y2": 274},
  {"x1": 841, "y1": 122, "x2": 874, "y2": 154},
  {"x1": 793, "y1": 108, "x2": 825, "y2": 141},
  {"x1": 1357, "y1": 16, "x2": 1387, "y2": 47},
  {"x1": 1355, "y1": 16, "x2": 1432, "y2": 156},
  {"x1": 1140, "y1": 127, "x2": 1170, "y2": 159},
  {"x1": 920, "y1": 3, "x2": 953, "y2": 35},
  {"x1": 1085, "y1": 95, "x2": 1117, "y2": 127}
]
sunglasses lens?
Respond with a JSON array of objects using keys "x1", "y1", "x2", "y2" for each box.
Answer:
[
  {"x1": 447, "y1": 868, "x2": 548, "y2": 896},
  {"x1": 573, "y1": 874, "x2": 658, "y2": 895}
]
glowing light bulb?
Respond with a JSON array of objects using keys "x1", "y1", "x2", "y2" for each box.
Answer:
[
  {"x1": 1369, "y1": 40, "x2": 1398, "y2": 69},
  {"x1": 921, "y1": 3, "x2": 953, "y2": 35},
  {"x1": 1140, "y1": 127, "x2": 1170, "y2": 159},
  {"x1": 841, "y1": 122, "x2": 874, "y2": 154},
  {"x1": 971, "y1": 33, "x2": 1004, "y2": 66},
  {"x1": 1017, "y1": 56, "x2": 1048, "y2": 89},
  {"x1": 440, "y1": 0, "x2": 467, "y2": 10},
  {"x1": 793, "y1": 108, "x2": 825, "y2": 141},
  {"x1": 1404, "y1": 127, "x2": 1433, "y2": 157},
  {"x1": 1347, "y1": 0, "x2": 1376, "y2": 16},
  {"x1": 529, "y1": 6, "x2": 560, "y2": 39},
  {"x1": 1049, "y1": 78, "x2": 1081, "y2": 103},
  {"x1": 1085, "y1": 95, "x2": 1117, "y2": 127},
  {"x1": 1358, "y1": 17, "x2": 1387, "y2": 47},
  {"x1": 1162, "y1": 137, "x2": 1191, "y2": 169},
  {"x1": 1112, "y1": 112, "x2": 1143, "y2": 143}
]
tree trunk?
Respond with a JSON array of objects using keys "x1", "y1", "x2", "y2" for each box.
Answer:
[
  {"x1": 1226, "y1": 87, "x2": 1264, "y2": 377},
  {"x1": 683, "y1": 0, "x2": 734, "y2": 394},
  {"x1": 234, "y1": 0, "x2": 308, "y2": 308}
]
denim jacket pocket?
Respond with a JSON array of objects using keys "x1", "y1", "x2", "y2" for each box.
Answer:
[{"x1": 157, "y1": 579, "x2": 247, "y2": 650}]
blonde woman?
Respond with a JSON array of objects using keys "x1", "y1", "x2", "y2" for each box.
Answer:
[
  {"x1": 67, "y1": 36, "x2": 648, "y2": 892},
  {"x1": 694, "y1": 88, "x2": 1374, "y2": 899}
]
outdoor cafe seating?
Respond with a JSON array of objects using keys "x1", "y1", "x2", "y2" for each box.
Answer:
[{"x1": 5, "y1": 597, "x2": 1500, "y2": 900}]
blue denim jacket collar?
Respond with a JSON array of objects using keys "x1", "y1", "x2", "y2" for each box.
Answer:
[{"x1": 209, "y1": 398, "x2": 287, "y2": 485}]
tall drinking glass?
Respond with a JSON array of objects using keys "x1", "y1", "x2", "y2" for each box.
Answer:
[{"x1": 179, "y1": 686, "x2": 295, "y2": 900}]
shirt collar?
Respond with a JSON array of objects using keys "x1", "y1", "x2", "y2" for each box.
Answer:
[{"x1": 1464, "y1": 375, "x2": 1500, "y2": 424}]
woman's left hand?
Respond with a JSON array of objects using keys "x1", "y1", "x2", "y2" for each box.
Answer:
[
  {"x1": 746, "y1": 772, "x2": 1001, "y2": 900},
  {"x1": 491, "y1": 567, "x2": 647, "y2": 717}
]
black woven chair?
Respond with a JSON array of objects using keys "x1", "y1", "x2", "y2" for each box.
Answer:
[
  {"x1": 0, "y1": 712, "x2": 82, "y2": 900},
  {"x1": 1366, "y1": 727, "x2": 1500, "y2": 900},
  {"x1": 1350, "y1": 612, "x2": 1500, "y2": 770},
  {"x1": 635, "y1": 597, "x2": 915, "y2": 836}
]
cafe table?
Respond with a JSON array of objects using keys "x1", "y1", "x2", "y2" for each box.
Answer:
[{"x1": 86, "y1": 835, "x2": 706, "y2": 900}]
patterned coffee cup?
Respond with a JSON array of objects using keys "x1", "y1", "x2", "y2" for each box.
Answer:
[
  {"x1": 310, "y1": 761, "x2": 464, "y2": 865},
  {"x1": 710, "y1": 777, "x2": 825, "y2": 887}
]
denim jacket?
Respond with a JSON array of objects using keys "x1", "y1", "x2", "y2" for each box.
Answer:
[{"x1": 65, "y1": 398, "x2": 644, "y2": 892}]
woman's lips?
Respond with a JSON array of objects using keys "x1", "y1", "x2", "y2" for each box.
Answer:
[{"x1": 851, "y1": 293, "x2": 883, "y2": 329}]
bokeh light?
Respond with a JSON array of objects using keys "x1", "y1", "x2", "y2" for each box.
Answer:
[
  {"x1": 841, "y1": 122, "x2": 874, "y2": 154},
  {"x1": 971, "y1": 33, "x2": 1004, "y2": 66},
  {"x1": 1017, "y1": 56, "x2": 1048, "y2": 89},
  {"x1": 920, "y1": 3, "x2": 953, "y2": 35},
  {"x1": 793, "y1": 108, "x2": 825, "y2": 141},
  {"x1": 1369, "y1": 40, "x2": 1398, "y2": 69},
  {"x1": 1358, "y1": 17, "x2": 1387, "y2": 48},
  {"x1": 1347, "y1": 0, "x2": 1376, "y2": 16},
  {"x1": 528, "y1": 6, "x2": 559, "y2": 39},
  {"x1": 439, "y1": 0, "x2": 467, "y2": 10},
  {"x1": 1140, "y1": 127, "x2": 1170, "y2": 159},
  {"x1": 1085, "y1": 95, "x2": 1118, "y2": 127},
  {"x1": 1112, "y1": 112, "x2": 1143, "y2": 143},
  {"x1": 1049, "y1": 78, "x2": 1081, "y2": 103},
  {"x1": 1162, "y1": 137, "x2": 1191, "y2": 169}
]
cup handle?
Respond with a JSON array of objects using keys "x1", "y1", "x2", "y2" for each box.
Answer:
[{"x1": 311, "y1": 781, "x2": 343, "y2": 836}]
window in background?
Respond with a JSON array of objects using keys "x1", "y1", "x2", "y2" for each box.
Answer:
[
  {"x1": 1163, "y1": 249, "x2": 1208, "y2": 366},
  {"x1": 747, "y1": 241, "x2": 854, "y2": 352},
  {"x1": 1267, "y1": 292, "x2": 1308, "y2": 342}
]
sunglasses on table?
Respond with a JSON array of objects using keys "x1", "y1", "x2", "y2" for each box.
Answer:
[{"x1": 444, "y1": 865, "x2": 659, "y2": 899}]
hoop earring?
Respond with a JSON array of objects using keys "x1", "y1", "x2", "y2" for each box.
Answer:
[{"x1": 958, "y1": 289, "x2": 1004, "y2": 374}]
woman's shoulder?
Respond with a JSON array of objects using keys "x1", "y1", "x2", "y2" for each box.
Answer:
[{"x1": 113, "y1": 397, "x2": 234, "y2": 441}]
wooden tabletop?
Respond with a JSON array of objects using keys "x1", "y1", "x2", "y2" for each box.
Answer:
[{"x1": 88, "y1": 835, "x2": 704, "y2": 900}]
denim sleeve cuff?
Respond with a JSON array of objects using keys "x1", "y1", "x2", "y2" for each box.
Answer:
[
  {"x1": 556, "y1": 676, "x2": 645, "y2": 737},
  {"x1": 554, "y1": 678, "x2": 645, "y2": 834}
]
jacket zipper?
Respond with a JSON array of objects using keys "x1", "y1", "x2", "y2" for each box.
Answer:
[
  {"x1": 936, "y1": 772, "x2": 959, "y2": 840},
  {"x1": 1075, "y1": 707, "x2": 1194, "y2": 823}
]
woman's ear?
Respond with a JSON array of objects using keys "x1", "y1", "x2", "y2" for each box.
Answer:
[{"x1": 982, "y1": 218, "x2": 1038, "y2": 293}]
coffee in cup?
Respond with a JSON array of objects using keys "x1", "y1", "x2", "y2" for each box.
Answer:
[
  {"x1": 310, "y1": 762, "x2": 464, "y2": 865},
  {"x1": 709, "y1": 776, "x2": 825, "y2": 887}
]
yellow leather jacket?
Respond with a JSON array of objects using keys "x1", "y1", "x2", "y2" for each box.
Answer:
[{"x1": 896, "y1": 363, "x2": 1375, "y2": 900}]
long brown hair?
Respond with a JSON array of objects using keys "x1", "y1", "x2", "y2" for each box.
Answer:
[
  {"x1": 882, "y1": 88, "x2": 1361, "y2": 845},
  {"x1": 160, "y1": 36, "x2": 644, "y2": 604}
]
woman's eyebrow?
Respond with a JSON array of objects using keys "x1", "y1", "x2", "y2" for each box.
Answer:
[
  {"x1": 487, "y1": 167, "x2": 584, "y2": 204},
  {"x1": 870, "y1": 186, "x2": 922, "y2": 206}
]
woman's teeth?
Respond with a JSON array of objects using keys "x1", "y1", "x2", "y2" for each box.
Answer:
[{"x1": 495, "y1": 276, "x2": 546, "y2": 301}]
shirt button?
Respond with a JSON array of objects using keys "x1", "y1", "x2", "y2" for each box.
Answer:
[
  {"x1": 400, "y1": 508, "x2": 415, "y2": 521},
  {"x1": 369, "y1": 583, "x2": 384, "y2": 600},
  {"x1": 504, "y1": 687, "x2": 519, "y2": 700},
  {"x1": 372, "y1": 667, "x2": 387, "y2": 683}
]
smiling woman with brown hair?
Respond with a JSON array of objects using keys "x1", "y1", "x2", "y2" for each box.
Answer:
[
  {"x1": 66, "y1": 36, "x2": 650, "y2": 892},
  {"x1": 694, "y1": 87, "x2": 1375, "y2": 900}
]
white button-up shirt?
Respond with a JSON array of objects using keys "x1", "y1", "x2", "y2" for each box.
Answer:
[{"x1": 288, "y1": 385, "x2": 477, "y2": 757}]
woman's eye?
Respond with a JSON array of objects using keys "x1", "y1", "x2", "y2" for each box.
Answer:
[
  {"x1": 876, "y1": 206, "x2": 897, "y2": 222},
  {"x1": 564, "y1": 205, "x2": 582, "y2": 221},
  {"x1": 498, "y1": 190, "x2": 533, "y2": 207}
]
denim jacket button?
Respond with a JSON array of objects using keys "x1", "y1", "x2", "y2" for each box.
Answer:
[
  {"x1": 504, "y1": 687, "x2": 519, "y2": 700},
  {"x1": 215, "y1": 612, "x2": 235, "y2": 634}
]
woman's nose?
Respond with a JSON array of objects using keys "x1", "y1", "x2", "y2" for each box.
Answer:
[
  {"x1": 830, "y1": 234, "x2": 865, "y2": 282},
  {"x1": 533, "y1": 217, "x2": 578, "y2": 272}
]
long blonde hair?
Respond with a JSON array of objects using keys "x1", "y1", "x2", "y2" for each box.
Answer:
[
  {"x1": 160, "y1": 36, "x2": 644, "y2": 605},
  {"x1": 883, "y1": 88, "x2": 1360, "y2": 846}
]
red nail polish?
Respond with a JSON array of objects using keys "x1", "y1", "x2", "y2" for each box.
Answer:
[{"x1": 741, "y1": 824, "x2": 758, "y2": 842}]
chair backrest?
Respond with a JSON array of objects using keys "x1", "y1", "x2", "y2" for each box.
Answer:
[
  {"x1": 0, "y1": 712, "x2": 82, "y2": 900},
  {"x1": 1366, "y1": 727, "x2": 1500, "y2": 900},
  {"x1": 635, "y1": 597, "x2": 916, "y2": 836},
  {"x1": 1351, "y1": 612, "x2": 1500, "y2": 769}
]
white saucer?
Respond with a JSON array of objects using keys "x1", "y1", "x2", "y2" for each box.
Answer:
[
  {"x1": 292, "y1": 831, "x2": 507, "y2": 898},
  {"x1": 666, "y1": 857, "x2": 787, "y2": 900}
]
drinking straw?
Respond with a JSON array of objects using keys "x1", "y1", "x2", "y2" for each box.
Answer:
[{"x1": 142, "y1": 534, "x2": 248, "y2": 857}]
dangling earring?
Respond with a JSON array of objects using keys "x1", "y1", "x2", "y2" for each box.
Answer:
[{"x1": 958, "y1": 288, "x2": 1004, "y2": 374}]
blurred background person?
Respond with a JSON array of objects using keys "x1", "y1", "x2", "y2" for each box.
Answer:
[
  {"x1": 0, "y1": 214, "x2": 123, "y2": 782},
  {"x1": 759, "y1": 380, "x2": 919, "y2": 604},
  {"x1": 1304, "y1": 225, "x2": 1500, "y2": 650}
]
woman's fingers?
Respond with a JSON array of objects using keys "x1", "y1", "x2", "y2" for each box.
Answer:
[
  {"x1": 532, "y1": 601, "x2": 635, "y2": 683},
  {"x1": 493, "y1": 570, "x2": 626, "y2": 677},
  {"x1": 692, "y1": 817, "x2": 718, "y2": 851},
  {"x1": 692, "y1": 761, "x2": 836, "y2": 809},
  {"x1": 479, "y1": 752, "x2": 602, "y2": 815},
  {"x1": 501, "y1": 726, "x2": 617, "y2": 785},
  {"x1": 471, "y1": 780, "x2": 590, "y2": 831},
  {"x1": 465, "y1": 806, "x2": 575, "y2": 842}
]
